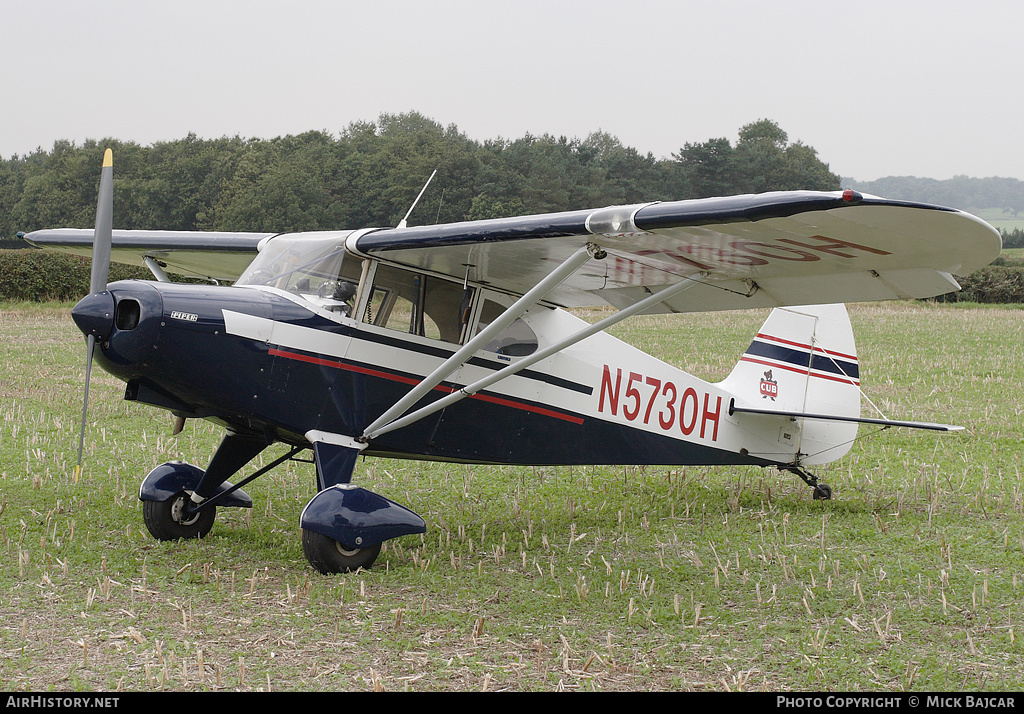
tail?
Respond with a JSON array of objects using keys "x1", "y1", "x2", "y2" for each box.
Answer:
[{"x1": 719, "y1": 304, "x2": 860, "y2": 466}]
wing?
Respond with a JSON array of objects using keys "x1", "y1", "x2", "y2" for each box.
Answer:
[
  {"x1": 347, "y1": 190, "x2": 1002, "y2": 312},
  {"x1": 22, "y1": 228, "x2": 273, "y2": 282}
]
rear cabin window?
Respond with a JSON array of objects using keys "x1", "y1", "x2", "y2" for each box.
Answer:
[{"x1": 474, "y1": 298, "x2": 539, "y2": 357}]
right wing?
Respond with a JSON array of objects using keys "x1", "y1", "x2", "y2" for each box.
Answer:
[{"x1": 347, "y1": 191, "x2": 1002, "y2": 313}]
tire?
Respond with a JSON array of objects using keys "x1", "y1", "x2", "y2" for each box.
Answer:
[
  {"x1": 142, "y1": 491, "x2": 216, "y2": 541},
  {"x1": 301, "y1": 528, "x2": 381, "y2": 574},
  {"x1": 813, "y1": 483, "x2": 833, "y2": 500}
]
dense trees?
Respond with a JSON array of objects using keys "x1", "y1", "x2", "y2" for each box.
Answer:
[
  {"x1": 847, "y1": 175, "x2": 1024, "y2": 215},
  {"x1": 1, "y1": 114, "x2": 842, "y2": 242},
  {"x1": 672, "y1": 120, "x2": 841, "y2": 199}
]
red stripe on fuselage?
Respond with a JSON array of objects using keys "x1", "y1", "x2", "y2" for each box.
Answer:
[{"x1": 268, "y1": 347, "x2": 585, "y2": 425}]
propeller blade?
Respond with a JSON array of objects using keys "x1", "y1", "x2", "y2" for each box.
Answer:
[
  {"x1": 75, "y1": 148, "x2": 113, "y2": 482},
  {"x1": 90, "y1": 148, "x2": 113, "y2": 294},
  {"x1": 75, "y1": 334, "x2": 97, "y2": 482}
]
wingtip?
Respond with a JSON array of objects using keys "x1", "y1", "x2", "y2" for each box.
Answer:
[{"x1": 102, "y1": 148, "x2": 112, "y2": 168}]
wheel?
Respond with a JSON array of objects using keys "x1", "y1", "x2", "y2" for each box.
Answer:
[
  {"x1": 301, "y1": 528, "x2": 381, "y2": 574},
  {"x1": 142, "y1": 491, "x2": 216, "y2": 541},
  {"x1": 813, "y1": 483, "x2": 833, "y2": 500}
]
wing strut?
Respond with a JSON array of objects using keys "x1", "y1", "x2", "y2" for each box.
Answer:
[
  {"x1": 143, "y1": 256, "x2": 171, "y2": 282},
  {"x1": 363, "y1": 268, "x2": 707, "y2": 441},
  {"x1": 362, "y1": 243, "x2": 605, "y2": 440}
]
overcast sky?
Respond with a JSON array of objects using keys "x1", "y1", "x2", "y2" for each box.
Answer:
[{"x1": 3, "y1": 0, "x2": 1021, "y2": 182}]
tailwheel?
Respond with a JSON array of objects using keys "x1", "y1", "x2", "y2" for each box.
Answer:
[
  {"x1": 142, "y1": 491, "x2": 216, "y2": 541},
  {"x1": 301, "y1": 528, "x2": 381, "y2": 574},
  {"x1": 781, "y1": 465, "x2": 833, "y2": 501}
]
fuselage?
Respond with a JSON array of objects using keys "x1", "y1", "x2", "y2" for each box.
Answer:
[{"x1": 73, "y1": 271, "x2": 781, "y2": 469}]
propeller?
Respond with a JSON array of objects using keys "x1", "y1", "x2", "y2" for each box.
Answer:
[{"x1": 74, "y1": 148, "x2": 113, "y2": 482}]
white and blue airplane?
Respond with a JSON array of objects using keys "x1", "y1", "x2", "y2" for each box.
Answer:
[{"x1": 25, "y1": 149, "x2": 1001, "y2": 573}]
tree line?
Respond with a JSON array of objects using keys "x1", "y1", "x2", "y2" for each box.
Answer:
[
  {"x1": 0, "y1": 113, "x2": 841, "y2": 245},
  {"x1": 846, "y1": 175, "x2": 1024, "y2": 216}
]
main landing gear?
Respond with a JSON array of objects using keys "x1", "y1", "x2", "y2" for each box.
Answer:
[
  {"x1": 781, "y1": 465, "x2": 833, "y2": 500},
  {"x1": 137, "y1": 433, "x2": 425, "y2": 574},
  {"x1": 138, "y1": 460, "x2": 255, "y2": 543},
  {"x1": 142, "y1": 491, "x2": 216, "y2": 541}
]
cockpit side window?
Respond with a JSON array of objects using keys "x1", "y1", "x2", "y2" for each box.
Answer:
[{"x1": 361, "y1": 264, "x2": 473, "y2": 344}]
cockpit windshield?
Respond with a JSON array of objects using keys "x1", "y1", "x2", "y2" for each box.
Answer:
[{"x1": 236, "y1": 233, "x2": 353, "y2": 292}]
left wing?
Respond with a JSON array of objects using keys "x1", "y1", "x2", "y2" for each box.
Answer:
[
  {"x1": 347, "y1": 190, "x2": 1001, "y2": 312},
  {"x1": 23, "y1": 228, "x2": 273, "y2": 282}
]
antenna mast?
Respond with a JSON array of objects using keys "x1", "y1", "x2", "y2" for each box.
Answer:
[{"x1": 397, "y1": 169, "x2": 437, "y2": 229}]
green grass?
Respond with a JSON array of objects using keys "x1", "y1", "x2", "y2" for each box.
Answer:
[
  {"x1": 976, "y1": 208, "x2": 1024, "y2": 234},
  {"x1": 2, "y1": 301, "x2": 1024, "y2": 691}
]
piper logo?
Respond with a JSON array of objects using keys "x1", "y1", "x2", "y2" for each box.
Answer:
[
  {"x1": 760, "y1": 370, "x2": 778, "y2": 400},
  {"x1": 170, "y1": 311, "x2": 199, "y2": 322}
]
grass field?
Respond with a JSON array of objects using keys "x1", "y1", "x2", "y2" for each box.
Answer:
[
  {"x1": 976, "y1": 209, "x2": 1024, "y2": 234},
  {"x1": 2, "y1": 300, "x2": 1024, "y2": 692}
]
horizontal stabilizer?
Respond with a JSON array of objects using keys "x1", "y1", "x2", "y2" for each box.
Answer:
[{"x1": 728, "y1": 401, "x2": 964, "y2": 432}]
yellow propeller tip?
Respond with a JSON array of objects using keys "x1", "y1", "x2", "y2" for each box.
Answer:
[
  {"x1": 74, "y1": 464, "x2": 82, "y2": 483},
  {"x1": 102, "y1": 149, "x2": 112, "y2": 168}
]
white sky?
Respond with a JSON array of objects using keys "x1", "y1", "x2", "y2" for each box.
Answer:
[{"x1": 3, "y1": 0, "x2": 1021, "y2": 182}]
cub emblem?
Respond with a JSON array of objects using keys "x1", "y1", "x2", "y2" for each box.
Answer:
[{"x1": 759, "y1": 369, "x2": 778, "y2": 400}]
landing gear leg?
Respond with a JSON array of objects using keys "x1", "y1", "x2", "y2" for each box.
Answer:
[
  {"x1": 782, "y1": 465, "x2": 833, "y2": 500},
  {"x1": 192, "y1": 432, "x2": 269, "y2": 499},
  {"x1": 299, "y1": 440, "x2": 426, "y2": 574}
]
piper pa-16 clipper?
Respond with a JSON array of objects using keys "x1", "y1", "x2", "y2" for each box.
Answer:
[{"x1": 25, "y1": 150, "x2": 1001, "y2": 573}]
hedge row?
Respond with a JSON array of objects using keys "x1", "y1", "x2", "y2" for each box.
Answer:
[
  {"x1": 0, "y1": 249, "x2": 150, "y2": 301},
  {"x1": 1, "y1": 248, "x2": 1023, "y2": 304},
  {"x1": 936, "y1": 261, "x2": 1024, "y2": 304}
]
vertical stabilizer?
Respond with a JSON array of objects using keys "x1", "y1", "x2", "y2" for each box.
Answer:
[{"x1": 719, "y1": 304, "x2": 860, "y2": 465}]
